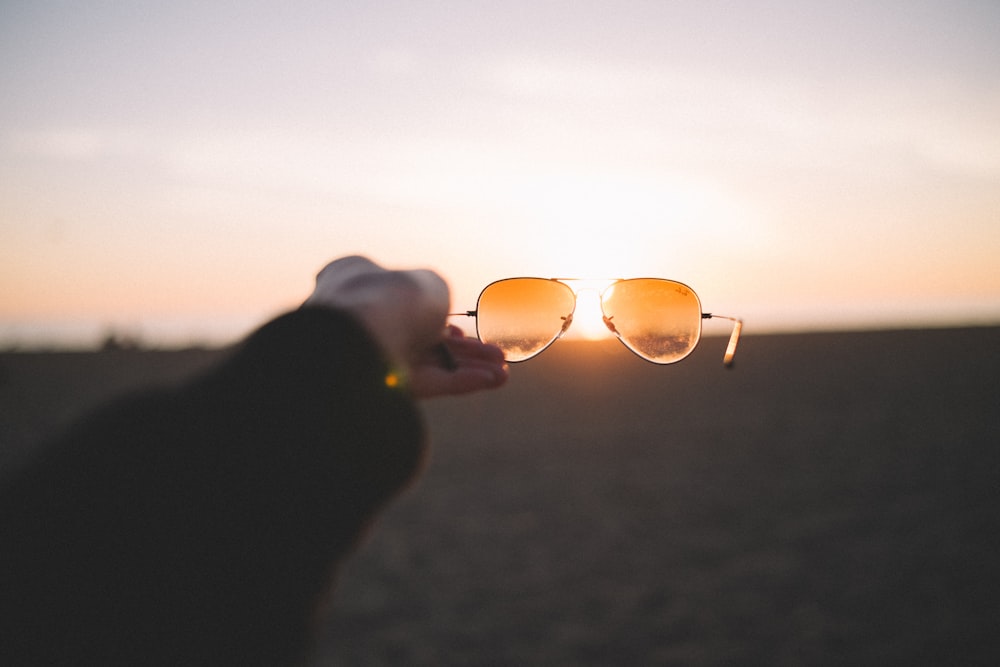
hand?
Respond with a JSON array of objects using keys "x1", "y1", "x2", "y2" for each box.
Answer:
[
  {"x1": 304, "y1": 256, "x2": 507, "y2": 397},
  {"x1": 409, "y1": 324, "x2": 508, "y2": 398}
]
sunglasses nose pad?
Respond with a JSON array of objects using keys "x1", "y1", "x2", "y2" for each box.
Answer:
[
  {"x1": 560, "y1": 313, "x2": 574, "y2": 334},
  {"x1": 602, "y1": 315, "x2": 618, "y2": 334}
]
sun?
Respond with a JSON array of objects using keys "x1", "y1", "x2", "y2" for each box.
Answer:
[{"x1": 562, "y1": 281, "x2": 617, "y2": 340}]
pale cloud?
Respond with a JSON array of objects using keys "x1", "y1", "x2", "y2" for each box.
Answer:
[
  {"x1": 479, "y1": 54, "x2": 666, "y2": 102},
  {"x1": 9, "y1": 129, "x2": 106, "y2": 160},
  {"x1": 7, "y1": 127, "x2": 153, "y2": 163}
]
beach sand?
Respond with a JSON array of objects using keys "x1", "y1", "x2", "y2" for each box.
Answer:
[{"x1": 2, "y1": 327, "x2": 998, "y2": 665}]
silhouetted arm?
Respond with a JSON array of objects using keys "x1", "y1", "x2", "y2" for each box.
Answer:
[{"x1": 0, "y1": 306, "x2": 426, "y2": 666}]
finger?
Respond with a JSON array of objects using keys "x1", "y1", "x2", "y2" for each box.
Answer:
[
  {"x1": 440, "y1": 333, "x2": 506, "y2": 364},
  {"x1": 409, "y1": 337, "x2": 509, "y2": 398},
  {"x1": 410, "y1": 361, "x2": 509, "y2": 398},
  {"x1": 444, "y1": 323, "x2": 467, "y2": 338}
]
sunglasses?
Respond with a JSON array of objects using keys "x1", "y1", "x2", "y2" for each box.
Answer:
[{"x1": 453, "y1": 277, "x2": 742, "y2": 366}]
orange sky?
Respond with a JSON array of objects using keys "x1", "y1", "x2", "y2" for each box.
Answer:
[{"x1": 2, "y1": 2, "x2": 999, "y2": 347}]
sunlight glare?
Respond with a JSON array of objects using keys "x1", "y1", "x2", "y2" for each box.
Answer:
[
  {"x1": 508, "y1": 169, "x2": 754, "y2": 282},
  {"x1": 563, "y1": 280, "x2": 617, "y2": 340}
]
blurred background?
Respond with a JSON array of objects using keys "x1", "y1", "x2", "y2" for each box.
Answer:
[
  {"x1": 3, "y1": 6, "x2": 999, "y2": 663},
  {"x1": 2, "y1": 1, "x2": 999, "y2": 348}
]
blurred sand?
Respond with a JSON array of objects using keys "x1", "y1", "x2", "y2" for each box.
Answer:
[{"x1": 2, "y1": 327, "x2": 998, "y2": 665}]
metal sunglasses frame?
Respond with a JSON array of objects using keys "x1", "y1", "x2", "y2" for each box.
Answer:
[{"x1": 451, "y1": 277, "x2": 743, "y2": 367}]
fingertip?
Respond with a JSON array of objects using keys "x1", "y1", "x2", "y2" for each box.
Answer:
[
  {"x1": 475, "y1": 364, "x2": 510, "y2": 390},
  {"x1": 493, "y1": 365, "x2": 510, "y2": 387}
]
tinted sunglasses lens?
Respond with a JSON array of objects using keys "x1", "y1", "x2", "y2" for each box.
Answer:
[
  {"x1": 601, "y1": 279, "x2": 702, "y2": 363},
  {"x1": 476, "y1": 278, "x2": 576, "y2": 361}
]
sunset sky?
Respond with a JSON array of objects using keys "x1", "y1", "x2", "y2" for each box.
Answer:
[{"x1": 2, "y1": 1, "x2": 999, "y2": 347}]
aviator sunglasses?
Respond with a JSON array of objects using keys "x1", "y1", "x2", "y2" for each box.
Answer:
[{"x1": 452, "y1": 278, "x2": 743, "y2": 366}]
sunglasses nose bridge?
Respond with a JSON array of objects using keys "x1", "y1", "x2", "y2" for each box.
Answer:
[
  {"x1": 562, "y1": 285, "x2": 620, "y2": 340},
  {"x1": 565, "y1": 287, "x2": 606, "y2": 331}
]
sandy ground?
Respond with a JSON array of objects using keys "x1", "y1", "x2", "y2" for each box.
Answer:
[{"x1": 2, "y1": 327, "x2": 998, "y2": 665}]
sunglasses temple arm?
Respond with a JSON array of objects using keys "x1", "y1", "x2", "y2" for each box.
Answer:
[
  {"x1": 703, "y1": 314, "x2": 743, "y2": 367},
  {"x1": 449, "y1": 310, "x2": 478, "y2": 317}
]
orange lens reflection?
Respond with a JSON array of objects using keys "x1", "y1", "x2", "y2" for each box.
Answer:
[
  {"x1": 476, "y1": 278, "x2": 577, "y2": 362},
  {"x1": 600, "y1": 279, "x2": 702, "y2": 364}
]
